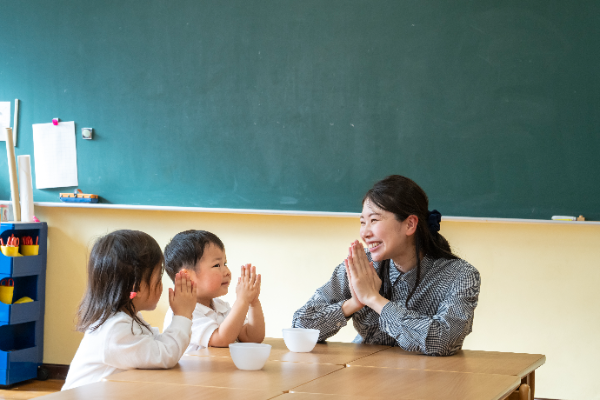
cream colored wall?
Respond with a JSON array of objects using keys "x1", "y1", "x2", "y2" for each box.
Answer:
[{"x1": 35, "y1": 206, "x2": 600, "y2": 400}]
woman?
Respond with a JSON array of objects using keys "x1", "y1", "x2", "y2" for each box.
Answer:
[{"x1": 292, "y1": 175, "x2": 480, "y2": 356}]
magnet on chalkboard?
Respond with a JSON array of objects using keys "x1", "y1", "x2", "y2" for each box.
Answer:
[
  {"x1": 82, "y1": 127, "x2": 93, "y2": 140},
  {"x1": 52, "y1": 118, "x2": 59, "y2": 125}
]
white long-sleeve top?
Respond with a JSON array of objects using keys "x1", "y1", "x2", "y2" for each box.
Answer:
[{"x1": 62, "y1": 311, "x2": 192, "y2": 391}]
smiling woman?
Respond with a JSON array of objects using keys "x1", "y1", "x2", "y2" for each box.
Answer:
[{"x1": 292, "y1": 175, "x2": 481, "y2": 356}]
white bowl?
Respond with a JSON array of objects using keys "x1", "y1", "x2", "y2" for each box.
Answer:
[
  {"x1": 282, "y1": 328, "x2": 320, "y2": 352},
  {"x1": 229, "y1": 343, "x2": 271, "y2": 370}
]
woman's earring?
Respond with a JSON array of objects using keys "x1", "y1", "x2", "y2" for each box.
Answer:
[{"x1": 129, "y1": 292, "x2": 137, "y2": 299}]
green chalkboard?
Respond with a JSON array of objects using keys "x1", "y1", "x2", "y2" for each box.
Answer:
[{"x1": 1, "y1": 0, "x2": 599, "y2": 219}]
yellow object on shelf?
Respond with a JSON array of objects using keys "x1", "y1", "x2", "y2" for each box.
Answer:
[
  {"x1": 0, "y1": 278, "x2": 14, "y2": 304},
  {"x1": 20, "y1": 245, "x2": 39, "y2": 256},
  {"x1": 0, "y1": 246, "x2": 22, "y2": 257},
  {"x1": 14, "y1": 296, "x2": 33, "y2": 304}
]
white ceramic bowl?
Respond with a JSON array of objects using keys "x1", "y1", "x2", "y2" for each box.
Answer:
[
  {"x1": 229, "y1": 343, "x2": 271, "y2": 370},
  {"x1": 282, "y1": 328, "x2": 320, "y2": 352}
]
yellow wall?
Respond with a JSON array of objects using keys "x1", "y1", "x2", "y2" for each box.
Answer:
[{"x1": 35, "y1": 206, "x2": 600, "y2": 400}]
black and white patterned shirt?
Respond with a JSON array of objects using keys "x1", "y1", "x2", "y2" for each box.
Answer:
[{"x1": 292, "y1": 251, "x2": 481, "y2": 356}]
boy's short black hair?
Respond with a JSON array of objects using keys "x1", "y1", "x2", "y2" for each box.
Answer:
[{"x1": 164, "y1": 230, "x2": 225, "y2": 281}]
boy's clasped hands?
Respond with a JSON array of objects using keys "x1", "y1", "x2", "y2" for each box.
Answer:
[{"x1": 236, "y1": 263, "x2": 261, "y2": 307}]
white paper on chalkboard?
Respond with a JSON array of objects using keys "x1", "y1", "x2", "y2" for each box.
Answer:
[
  {"x1": 32, "y1": 121, "x2": 79, "y2": 189},
  {"x1": 0, "y1": 102, "x2": 16, "y2": 144}
]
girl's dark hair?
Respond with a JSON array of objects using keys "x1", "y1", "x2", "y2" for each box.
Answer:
[
  {"x1": 76, "y1": 230, "x2": 164, "y2": 332},
  {"x1": 363, "y1": 175, "x2": 458, "y2": 308},
  {"x1": 164, "y1": 230, "x2": 225, "y2": 282}
]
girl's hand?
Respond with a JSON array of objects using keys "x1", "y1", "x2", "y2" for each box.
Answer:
[
  {"x1": 236, "y1": 264, "x2": 261, "y2": 305},
  {"x1": 346, "y1": 240, "x2": 382, "y2": 307},
  {"x1": 169, "y1": 271, "x2": 196, "y2": 319}
]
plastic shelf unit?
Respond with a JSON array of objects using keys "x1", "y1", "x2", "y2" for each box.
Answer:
[{"x1": 0, "y1": 222, "x2": 47, "y2": 387}]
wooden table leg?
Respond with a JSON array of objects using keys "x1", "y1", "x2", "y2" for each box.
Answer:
[
  {"x1": 528, "y1": 370, "x2": 535, "y2": 399},
  {"x1": 518, "y1": 383, "x2": 530, "y2": 400}
]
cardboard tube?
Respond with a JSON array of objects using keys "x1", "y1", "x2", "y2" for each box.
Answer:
[
  {"x1": 18, "y1": 155, "x2": 34, "y2": 222},
  {"x1": 5, "y1": 128, "x2": 21, "y2": 221},
  {"x1": 13, "y1": 99, "x2": 19, "y2": 146}
]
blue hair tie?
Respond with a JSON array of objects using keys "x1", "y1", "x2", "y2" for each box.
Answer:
[{"x1": 427, "y1": 210, "x2": 442, "y2": 233}]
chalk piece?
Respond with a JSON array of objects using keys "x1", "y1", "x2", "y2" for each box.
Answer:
[
  {"x1": 577, "y1": 215, "x2": 585, "y2": 221},
  {"x1": 551, "y1": 216, "x2": 576, "y2": 221}
]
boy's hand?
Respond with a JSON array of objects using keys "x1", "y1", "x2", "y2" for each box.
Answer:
[
  {"x1": 236, "y1": 264, "x2": 261, "y2": 305},
  {"x1": 169, "y1": 271, "x2": 196, "y2": 319}
]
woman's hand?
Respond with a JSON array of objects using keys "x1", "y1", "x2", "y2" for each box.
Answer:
[
  {"x1": 342, "y1": 261, "x2": 365, "y2": 317},
  {"x1": 346, "y1": 240, "x2": 388, "y2": 313}
]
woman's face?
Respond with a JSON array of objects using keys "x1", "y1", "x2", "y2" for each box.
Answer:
[{"x1": 359, "y1": 200, "x2": 418, "y2": 265}]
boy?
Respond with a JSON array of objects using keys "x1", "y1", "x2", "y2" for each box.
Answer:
[{"x1": 163, "y1": 230, "x2": 265, "y2": 352}]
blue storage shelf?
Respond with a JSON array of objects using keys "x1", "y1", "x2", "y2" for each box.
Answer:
[
  {"x1": 0, "y1": 256, "x2": 43, "y2": 279},
  {"x1": 0, "y1": 346, "x2": 40, "y2": 386},
  {"x1": 0, "y1": 302, "x2": 41, "y2": 325},
  {"x1": 0, "y1": 222, "x2": 47, "y2": 387}
]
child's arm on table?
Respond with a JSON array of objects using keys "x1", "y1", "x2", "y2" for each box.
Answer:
[
  {"x1": 238, "y1": 265, "x2": 265, "y2": 343},
  {"x1": 208, "y1": 264, "x2": 260, "y2": 347}
]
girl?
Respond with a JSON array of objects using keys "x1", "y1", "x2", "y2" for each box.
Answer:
[
  {"x1": 62, "y1": 230, "x2": 197, "y2": 391},
  {"x1": 292, "y1": 175, "x2": 481, "y2": 356}
]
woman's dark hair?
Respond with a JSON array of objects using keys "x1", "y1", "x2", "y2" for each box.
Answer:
[
  {"x1": 164, "y1": 230, "x2": 225, "y2": 282},
  {"x1": 76, "y1": 230, "x2": 164, "y2": 332},
  {"x1": 363, "y1": 175, "x2": 458, "y2": 308}
]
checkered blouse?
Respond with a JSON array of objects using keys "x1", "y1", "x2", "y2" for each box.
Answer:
[{"x1": 292, "y1": 252, "x2": 481, "y2": 356}]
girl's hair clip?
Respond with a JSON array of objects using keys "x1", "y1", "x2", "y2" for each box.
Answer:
[{"x1": 129, "y1": 292, "x2": 137, "y2": 299}]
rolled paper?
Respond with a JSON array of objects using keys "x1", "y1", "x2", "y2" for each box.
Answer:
[
  {"x1": 13, "y1": 99, "x2": 19, "y2": 146},
  {"x1": 18, "y1": 155, "x2": 34, "y2": 222},
  {"x1": 5, "y1": 128, "x2": 21, "y2": 221}
]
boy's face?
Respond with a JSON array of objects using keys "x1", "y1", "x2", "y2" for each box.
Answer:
[{"x1": 184, "y1": 243, "x2": 230, "y2": 306}]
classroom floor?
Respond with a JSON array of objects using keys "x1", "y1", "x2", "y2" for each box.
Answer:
[{"x1": 0, "y1": 379, "x2": 64, "y2": 400}]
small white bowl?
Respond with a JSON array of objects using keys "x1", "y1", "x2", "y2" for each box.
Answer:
[
  {"x1": 282, "y1": 328, "x2": 320, "y2": 352},
  {"x1": 229, "y1": 343, "x2": 271, "y2": 370}
]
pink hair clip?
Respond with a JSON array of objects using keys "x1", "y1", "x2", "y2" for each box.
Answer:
[{"x1": 129, "y1": 292, "x2": 137, "y2": 299}]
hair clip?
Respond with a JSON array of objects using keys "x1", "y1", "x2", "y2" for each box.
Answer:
[
  {"x1": 129, "y1": 292, "x2": 137, "y2": 299},
  {"x1": 427, "y1": 209, "x2": 442, "y2": 233}
]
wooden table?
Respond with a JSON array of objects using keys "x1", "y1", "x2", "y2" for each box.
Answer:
[
  {"x1": 39, "y1": 338, "x2": 543, "y2": 400},
  {"x1": 37, "y1": 380, "x2": 273, "y2": 400},
  {"x1": 348, "y1": 347, "x2": 545, "y2": 399},
  {"x1": 349, "y1": 347, "x2": 545, "y2": 376},
  {"x1": 275, "y1": 394, "x2": 397, "y2": 400},
  {"x1": 105, "y1": 354, "x2": 343, "y2": 398},
  {"x1": 289, "y1": 365, "x2": 520, "y2": 400},
  {"x1": 188, "y1": 338, "x2": 389, "y2": 365}
]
